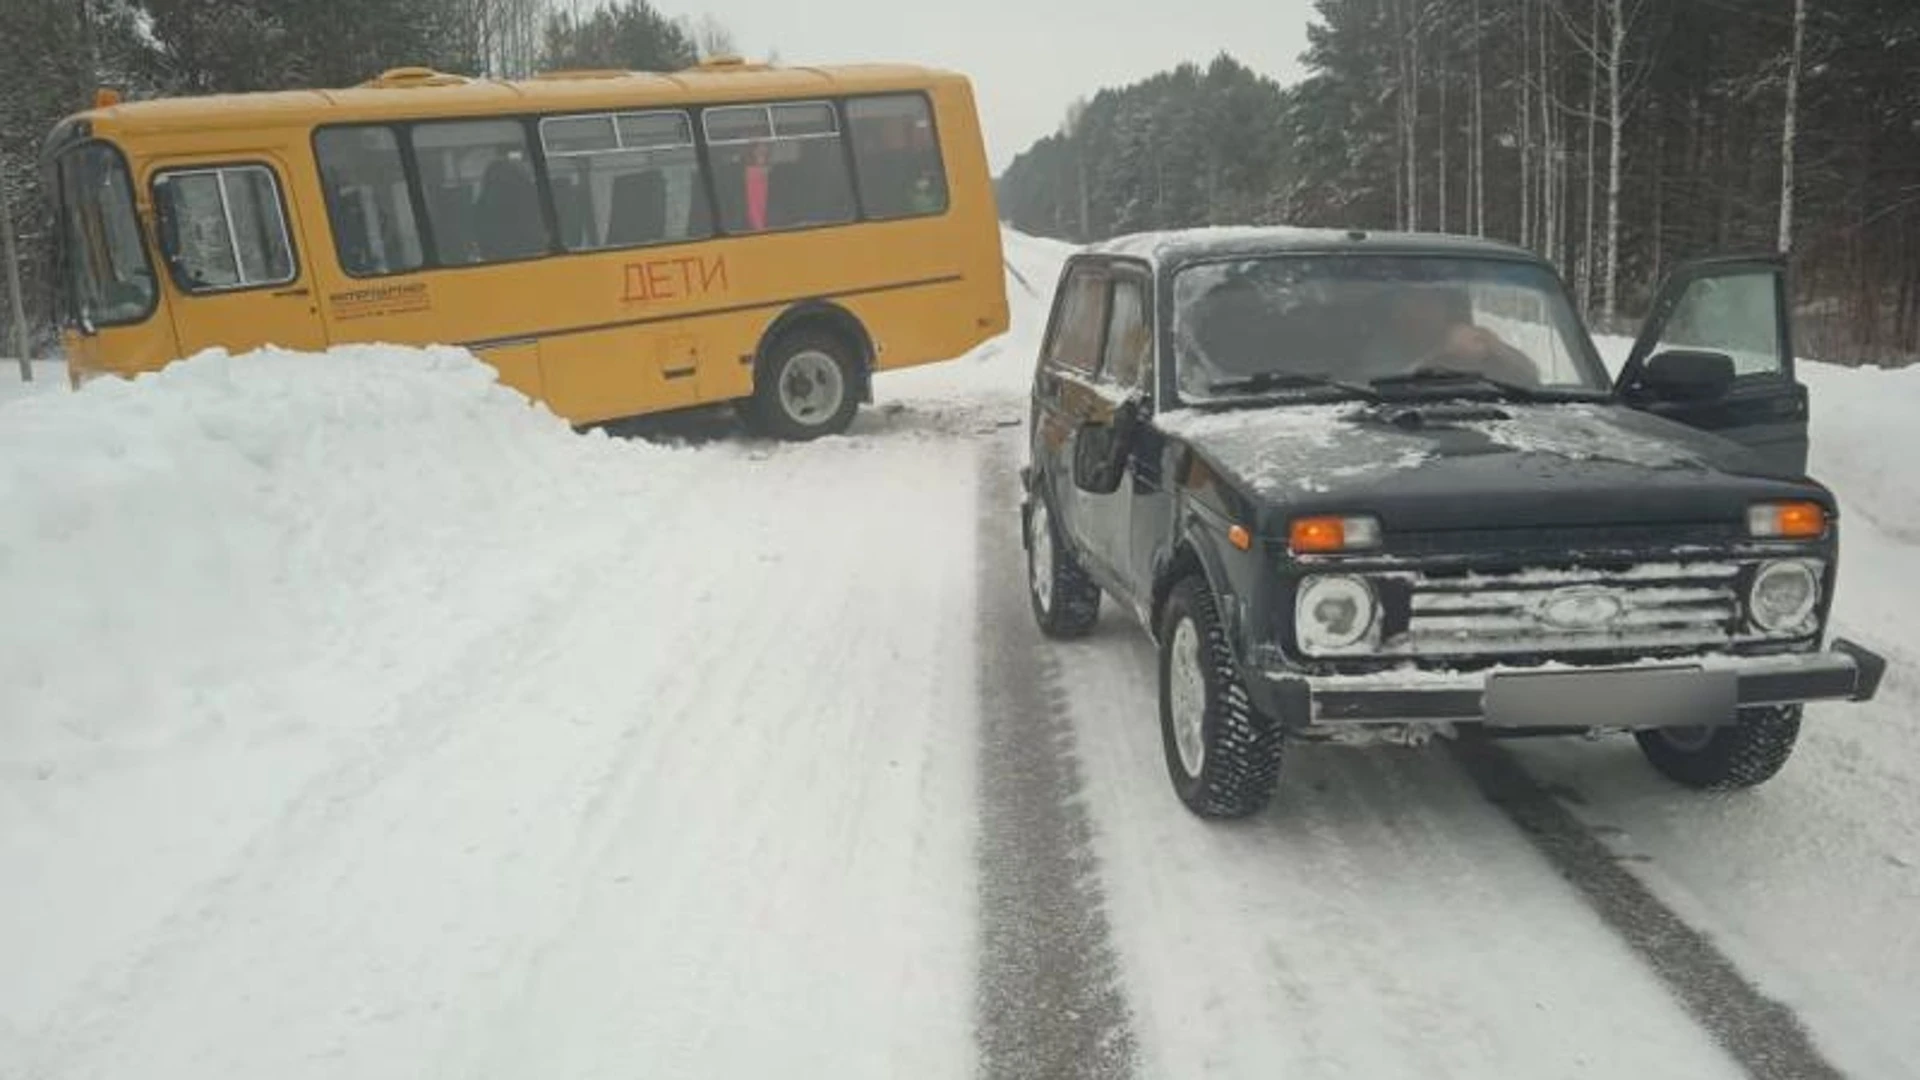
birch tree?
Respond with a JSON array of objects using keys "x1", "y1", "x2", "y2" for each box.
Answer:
[
  {"x1": 1471, "y1": 0, "x2": 1486, "y2": 236},
  {"x1": 1778, "y1": 0, "x2": 1806, "y2": 254}
]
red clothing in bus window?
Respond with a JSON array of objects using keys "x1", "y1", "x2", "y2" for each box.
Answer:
[{"x1": 746, "y1": 164, "x2": 769, "y2": 230}]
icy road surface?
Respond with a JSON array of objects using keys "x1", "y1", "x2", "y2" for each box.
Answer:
[{"x1": 4, "y1": 232, "x2": 1918, "y2": 1078}]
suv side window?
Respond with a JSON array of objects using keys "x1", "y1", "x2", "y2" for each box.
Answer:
[
  {"x1": 1100, "y1": 276, "x2": 1152, "y2": 391},
  {"x1": 1045, "y1": 266, "x2": 1108, "y2": 374}
]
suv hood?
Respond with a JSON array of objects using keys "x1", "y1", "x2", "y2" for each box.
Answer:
[{"x1": 1158, "y1": 400, "x2": 1830, "y2": 533}]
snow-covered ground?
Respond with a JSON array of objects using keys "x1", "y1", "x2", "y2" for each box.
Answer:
[
  {"x1": 3, "y1": 229, "x2": 1917, "y2": 1078},
  {"x1": 0, "y1": 361, "x2": 65, "y2": 405}
]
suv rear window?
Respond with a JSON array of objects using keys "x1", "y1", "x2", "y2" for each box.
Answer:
[{"x1": 1044, "y1": 268, "x2": 1107, "y2": 374}]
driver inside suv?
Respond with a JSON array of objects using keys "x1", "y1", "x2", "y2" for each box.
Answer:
[{"x1": 1367, "y1": 284, "x2": 1540, "y2": 386}]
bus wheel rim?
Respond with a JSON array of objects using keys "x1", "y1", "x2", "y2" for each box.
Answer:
[{"x1": 779, "y1": 350, "x2": 845, "y2": 425}]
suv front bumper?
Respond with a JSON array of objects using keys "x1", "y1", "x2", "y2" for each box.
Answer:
[{"x1": 1257, "y1": 640, "x2": 1887, "y2": 730}]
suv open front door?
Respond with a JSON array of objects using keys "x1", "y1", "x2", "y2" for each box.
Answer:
[{"x1": 1616, "y1": 256, "x2": 1809, "y2": 476}]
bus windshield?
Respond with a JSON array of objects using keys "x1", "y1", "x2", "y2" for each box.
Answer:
[
  {"x1": 1172, "y1": 255, "x2": 1607, "y2": 402},
  {"x1": 53, "y1": 142, "x2": 157, "y2": 329}
]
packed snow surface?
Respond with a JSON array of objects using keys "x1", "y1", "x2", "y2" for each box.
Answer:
[
  {"x1": 0, "y1": 362, "x2": 64, "y2": 406},
  {"x1": 2, "y1": 344, "x2": 987, "y2": 1078}
]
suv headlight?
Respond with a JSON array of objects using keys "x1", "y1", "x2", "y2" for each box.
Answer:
[
  {"x1": 1749, "y1": 559, "x2": 1820, "y2": 634},
  {"x1": 1296, "y1": 575, "x2": 1379, "y2": 654}
]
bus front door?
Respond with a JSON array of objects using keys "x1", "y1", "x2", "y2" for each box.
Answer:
[{"x1": 150, "y1": 157, "x2": 329, "y2": 356}]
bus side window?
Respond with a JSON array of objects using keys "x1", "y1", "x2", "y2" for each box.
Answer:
[
  {"x1": 703, "y1": 103, "x2": 855, "y2": 235},
  {"x1": 410, "y1": 120, "x2": 550, "y2": 265},
  {"x1": 846, "y1": 94, "x2": 948, "y2": 220},
  {"x1": 315, "y1": 127, "x2": 425, "y2": 277},
  {"x1": 538, "y1": 110, "x2": 710, "y2": 252}
]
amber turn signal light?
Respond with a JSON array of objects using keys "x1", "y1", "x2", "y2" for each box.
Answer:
[
  {"x1": 1228, "y1": 524, "x2": 1253, "y2": 551},
  {"x1": 1289, "y1": 515, "x2": 1383, "y2": 554},
  {"x1": 1747, "y1": 501, "x2": 1827, "y2": 539}
]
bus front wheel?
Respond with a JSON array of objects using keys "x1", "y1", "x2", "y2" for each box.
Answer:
[{"x1": 748, "y1": 330, "x2": 861, "y2": 440}]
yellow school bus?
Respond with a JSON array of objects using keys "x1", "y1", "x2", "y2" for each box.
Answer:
[{"x1": 43, "y1": 59, "x2": 1009, "y2": 438}]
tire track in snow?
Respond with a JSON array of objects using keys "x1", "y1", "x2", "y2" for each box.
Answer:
[
  {"x1": 1451, "y1": 737, "x2": 1846, "y2": 1080},
  {"x1": 973, "y1": 441, "x2": 1137, "y2": 1080}
]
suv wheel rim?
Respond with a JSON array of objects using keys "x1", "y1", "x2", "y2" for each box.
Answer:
[
  {"x1": 1658, "y1": 725, "x2": 1716, "y2": 753},
  {"x1": 1169, "y1": 616, "x2": 1206, "y2": 777},
  {"x1": 1028, "y1": 502, "x2": 1054, "y2": 612},
  {"x1": 779, "y1": 350, "x2": 845, "y2": 425}
]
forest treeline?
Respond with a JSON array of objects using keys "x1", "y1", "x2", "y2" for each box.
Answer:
[{"x1": 999, "y1": 1, "x2": 1920, "y2": 362}]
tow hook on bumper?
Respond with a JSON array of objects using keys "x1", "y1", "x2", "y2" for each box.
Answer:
[
  {"x1": 1264, "y1": 640, "x2": 1890, "y2": 728},
  {"x1": 1832, "y1": 638, "x2": 1888, "y2": 701}
]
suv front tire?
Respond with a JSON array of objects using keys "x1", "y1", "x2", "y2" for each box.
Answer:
[
  {"x1": 1634, "y1": 705, "x2": 1802, "y2": 790},
  {"x1": 1158, "y1": 575, "x2": 1283, "y2": 818}
]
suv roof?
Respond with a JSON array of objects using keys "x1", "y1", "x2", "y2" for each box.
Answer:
[{"x1": 1084, "y1": 226, "x2": 1541, "y2": 270}]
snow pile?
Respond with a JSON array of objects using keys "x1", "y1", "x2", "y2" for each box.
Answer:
[
  {"x1": 1, "y1": 340, "x2": 985, "y2": 1079},
  {"x1": 0, "y1": 344, "x2": 663, "y2": 768},
  {"x1": 0, "y1": 362, "x2": 65, "y2": 406}
]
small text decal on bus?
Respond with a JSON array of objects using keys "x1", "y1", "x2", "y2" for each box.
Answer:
[
  {"x1": 624, "y1": 256, "x2": 729, "y2": 304},
  {"x1": 329, "y1": 282, "x2": 432, "y2": 321}
]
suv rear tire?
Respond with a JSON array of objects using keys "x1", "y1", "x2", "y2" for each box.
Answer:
[
  {"x1": 748, "y1": 329, "x2": 861, "y2": 440},
  {"x1": 1634, "y1": 705, "x2": 1802, "y2": 791},
  {"x1": 1158, "y1": 576, "x2": 1283, "y2": 818},
  {"x1": 1026, "y1": 491, "x2": 1101, "y2": 639}
]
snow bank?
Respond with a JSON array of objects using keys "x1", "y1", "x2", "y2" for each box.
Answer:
[
  {"x1": 0, "y1": 362, "x2": 65, "y2": 406},
  {"x1": 0, "y1": 344, "x2": 660, "y2": 768},
  {"x1": 2, "y1": 340, "x2": 986, "y2": 1078}
]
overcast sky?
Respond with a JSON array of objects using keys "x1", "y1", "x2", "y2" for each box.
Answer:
[{"x1": 692, "y1": 0, "x2": 1319, "y2": 172}]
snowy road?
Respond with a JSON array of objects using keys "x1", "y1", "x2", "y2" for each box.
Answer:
[{"x1": 6, "y1": 233, "x2": 1919, "y2": 1078}]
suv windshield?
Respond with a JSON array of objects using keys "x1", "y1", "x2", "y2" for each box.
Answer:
[
  {"x1": 1172, "y1": 254, "x2": 1607, "y2": 403},
  {"x1": 51, "y1": 142, "x2": 157, "y2": 329}
]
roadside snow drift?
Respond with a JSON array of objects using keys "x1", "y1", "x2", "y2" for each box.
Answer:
[
  {"x1": 1, "y1": 345, "x2": 654, "y2": 767},
  {"x1": 2, "y1": 340, "x2": 992, "y2": 1078}
]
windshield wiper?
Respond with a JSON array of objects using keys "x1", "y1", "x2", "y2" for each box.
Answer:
[
  {"x1": 1367, "y1": 367, "x2": 1555, "y2": 401},
  {"x1": 1206, "y1": 372, "x2": 1377, "y2": 400}
]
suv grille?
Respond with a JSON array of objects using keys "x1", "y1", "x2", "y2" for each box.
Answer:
[{"x1": 1382, "y1": 563, "x2": 1742, "y2": 657}]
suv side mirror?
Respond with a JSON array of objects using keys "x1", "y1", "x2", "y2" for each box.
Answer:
[
  {"x1": 1639, "y1": 349, "x2": 1735, "y2": 403},
  {"x1": 1072, "y1": 399, "x2": 1142, "y2": 495}
]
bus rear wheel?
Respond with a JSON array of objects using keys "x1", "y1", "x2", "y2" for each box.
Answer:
[{"x1": 749, "y1": 330, "x2": 861, "y2": 440}]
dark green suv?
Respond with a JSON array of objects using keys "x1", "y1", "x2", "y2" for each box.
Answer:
[{"x1": 1022, "y1": 227, "x2": 1886, "y2": 819}]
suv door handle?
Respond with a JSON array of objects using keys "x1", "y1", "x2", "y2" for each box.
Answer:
[{"x1": 272, "y1": 287, "x2": 311, "y2": 298}]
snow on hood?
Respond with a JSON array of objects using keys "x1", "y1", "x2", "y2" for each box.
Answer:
[{"x1": 1156, "y1": 399, "x2": 1726, "y2": 500}]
